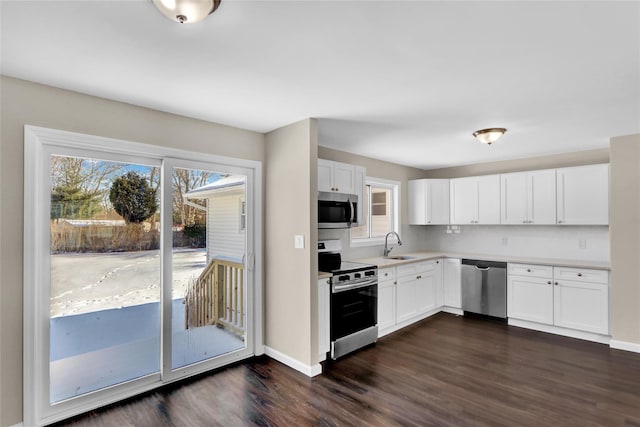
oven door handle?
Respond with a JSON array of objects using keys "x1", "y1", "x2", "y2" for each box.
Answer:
[{"x1": 332, "y1": 278, "x2": 377, "y2": 293}]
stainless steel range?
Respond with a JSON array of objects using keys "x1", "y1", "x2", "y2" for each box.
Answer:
[{"x1": 318, "y1": 240, "x2": 378, "y2": 360}]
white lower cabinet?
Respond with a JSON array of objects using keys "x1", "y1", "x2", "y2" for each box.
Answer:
[
  {"x1": 443, "y1": 258, "x2": 461, "y2": 309},
  {"x1": 318, "y1": 278, "x2": 330, "y2": 361},
  {"x1": 377, "y1": 268, "x2": 396, "y2": 332},
  {"x1": 378, "y1": 260, "x2": 444, "y2": 337},
  {"x1": 508, "y1": 263, "x2": 609, "y2": 336}
]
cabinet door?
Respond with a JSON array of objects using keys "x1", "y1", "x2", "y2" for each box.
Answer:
[
  {"x1": 528, "y1": 169, "x2": 556, "y2": 224},
  {"x1": 318, "y1": 278, "x2": 330, "y2": 358},
  {"x1": 477, "y1": 175, "x2": 501, "y2": 224},
  {"x1": 556, "y1": 164, "x2": 609, "y2": 225},
  {"x1": 427, "y1": 180, "x2": 450, "y2": 225},
  {"x1": 317, "y1": 159, "x2": 334, "y2": 192},
  {"x1": 443, "y1": 258, "x2": 461, "y2": 308},
  {"x1": 450, "y1": 177, "x2": 478, "y2": 224},
  {"x1": 396, "y1": 275, "x2": 418, "y2": 323},
  {"x1": 434, "y1": 259, "x2": 444, "y2": 307},
  {"x1": 332, "y1": 162, "x2": 356, "y2": 194},
  {"x1": 554, "y1": 280, "x2": 609, "y2": 334},
  {"x1": 416, "y1": 269, "x2": 436, "y2": 314},
  {"x1": 507, "y1": 276, "x2": 553, "y2": 324},
  {"x1": 501, "y1": 172, "x2": 528, "y2": 224},
  {"x1": 408, "y1": 179, "x2": 427, "y2": 225},
  {"x1": 377, "y1": 279, "x2": 396, "y2": 334}
]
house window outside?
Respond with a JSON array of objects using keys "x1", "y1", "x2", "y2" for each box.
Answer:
[
  {"x1": 239, "y1": 199, "x2": 246, "y2": 231},
  {"x1": 351, "y1": 178, "x2": 399, "y2": 244}
]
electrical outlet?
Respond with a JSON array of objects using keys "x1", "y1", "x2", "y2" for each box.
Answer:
[
  {"x1": 501, "y1": 237, "x2": 508, "y2": 246},
  {"x1": 579, "y1": 239, "x2": 587, "y2": 249},
  {"x1": 294, "y1": 235, "x2": 305, "y2": 249}
]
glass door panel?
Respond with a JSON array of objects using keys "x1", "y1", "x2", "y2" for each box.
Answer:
[
  {"x1": 49, "y1": 155, "x2": 161, "y2": 403},
  {"x1": 171, "y1": 167, "x2": 247, "y2": 369}
]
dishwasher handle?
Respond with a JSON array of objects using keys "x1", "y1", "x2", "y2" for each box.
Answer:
[{"x1": 475, "y1": 266, "x2": 491, "y2": 271}]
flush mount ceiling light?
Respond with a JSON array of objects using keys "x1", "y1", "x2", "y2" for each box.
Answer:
[
  {"x1": 473, "y1": 128, "x2": 507, "y2": 145},
  {"x1": 153, "y1": 0, "x2": 221, "y2": 24}
]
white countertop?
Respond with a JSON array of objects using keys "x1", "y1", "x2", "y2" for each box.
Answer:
[{"x1": 355, "y1": 251, "x2": 611, "y2": 271}]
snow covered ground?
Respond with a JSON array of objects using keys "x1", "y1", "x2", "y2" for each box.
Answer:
[
  {"x1": 50, "y1": 299, "x2": 245, "y2": 402},
  {"x1": 50, "y1": 248, "x2": 206, "y2": 317}
]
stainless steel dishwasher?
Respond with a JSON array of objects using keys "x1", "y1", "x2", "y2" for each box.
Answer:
[{"x1": 461, "y1": 259, "x2": 507, "y2": 318}]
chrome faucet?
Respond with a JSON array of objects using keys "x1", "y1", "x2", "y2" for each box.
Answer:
[{"x1": 383, "y1": 231, "x2": 403, "y2": 257}]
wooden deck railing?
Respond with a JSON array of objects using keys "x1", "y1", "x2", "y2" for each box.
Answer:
[{"x1": 184, "y1": 257, "x2": 245, "y2": 338}]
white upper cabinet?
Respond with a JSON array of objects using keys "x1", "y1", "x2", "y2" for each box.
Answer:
[
  {"x1": 450, "y1": 175, "x2": 500, "y2": 224},
  {"x1": 556, "y1": 164, "x2": 609, "y2": 225},
  {"x1": 408, "y1": 179, "x2": 450, "y2": 225},
  {"x1": 501, "y1": 169, "x2": 556, "y2": 225},
  {"x1": 318, "y1": 159, "x2": 357, "y2": 194}
]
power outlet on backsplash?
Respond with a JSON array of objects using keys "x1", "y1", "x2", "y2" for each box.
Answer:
[{"x1": 579, "y1": 239, "x2": 587, "y2": 249}]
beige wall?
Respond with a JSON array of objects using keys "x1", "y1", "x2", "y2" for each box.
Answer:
[
  {"x1": 424, "y1": 148, "x2": 610, "y2": 178},
  {"x1": 265, "y1": 119, "x2": 317, "y2": 366},
  {"x1": 0, "y1": 76, "x2": 264, "y2": 427},
  {"x1": 610, "y1": 134, "x2": 640, "y2": 346},
  {"x1": 318, "y1": 146, "x2": 426, "y2": 225}
]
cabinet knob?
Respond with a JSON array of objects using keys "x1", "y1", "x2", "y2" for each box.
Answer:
[
  {"x1": 558, "y1": 220, "x2": 563, "y2": 224},
  {"x1": 384, "y1": 272, "x2": 388, "y2": 276},
  {"x1": 547, "y1": 281, "x2": 552, "y2": 285},
  {"x1": 436, "y1": 260, "x2": 439, "y2": 264},
  {"x1": 523, "y1": 220, "x2": 527, "y2": 224},
  {"x1": 417, "y1": 275, "x2": 422, "y2": 279},
  {"x1": 554, "y1": 282, "x2": 559, "y2": 286},
  {"x1": 335, "y1": 188, "x2": 339, "y2": 192},
  {"x1": 527, "y1": 269, "x2": 531, "y2": 272},
  {"x1": 394, "y1": 281, "x2": 397, "y2": 285},
  {"x1": 577, "y1": 273, "x2": 583, "y2": 277}
]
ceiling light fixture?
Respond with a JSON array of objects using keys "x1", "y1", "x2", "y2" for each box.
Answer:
[
  {"x1": 473, "y1": 128, "x2": 507, "y2": 145},
  {"x1": 152, "y1": 0, "x2": 221, "y2": 24}
]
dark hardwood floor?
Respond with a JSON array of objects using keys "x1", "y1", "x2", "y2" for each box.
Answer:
[{"x1": 54, "y1": 313, "x2": 640, "y2": 426}]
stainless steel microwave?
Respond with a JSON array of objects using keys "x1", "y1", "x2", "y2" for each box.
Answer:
[{"x1": 318, "y1": 192, "x2": 358, "y2": 229}]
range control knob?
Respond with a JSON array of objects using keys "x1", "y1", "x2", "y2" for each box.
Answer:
[
  {"x1": 364, "y1": 270, "x2": 375, "y2": 277},
  {"x1": 339, "y1": 275, "x2": 350, "y2": 281},
  {"x1": 354, "y1": 273, "x2": 362, "y2": 279}
]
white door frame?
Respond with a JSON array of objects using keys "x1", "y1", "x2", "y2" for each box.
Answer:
[{"x1": 23, "y1": 125, "x2": 263, "y2": 426}]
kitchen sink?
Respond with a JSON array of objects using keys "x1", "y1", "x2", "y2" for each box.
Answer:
[{"x1": 384, "y1": 255, "x2": 416, "y2": 260}]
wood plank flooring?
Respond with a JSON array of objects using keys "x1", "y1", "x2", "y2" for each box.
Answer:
[{"x1": 54, "y1": 313, "x2": 640, "y2": 426}]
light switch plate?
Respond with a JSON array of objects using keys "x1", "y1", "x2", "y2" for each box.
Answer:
[{"x1": 294, "y1": 234, "x2": 305, "y2": 249}]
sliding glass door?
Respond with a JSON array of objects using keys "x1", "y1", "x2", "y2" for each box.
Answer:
[
  {"x1": 166, "y1": 164, "x2": 247, "y2": 374},
  {"x1": 24, "y1": 127, "x2": 259, "y2": 426}
]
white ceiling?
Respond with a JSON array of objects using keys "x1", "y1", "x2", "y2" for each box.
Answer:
[{"x1": 2, "y1": 1, "x2": 639, "y2": 170}]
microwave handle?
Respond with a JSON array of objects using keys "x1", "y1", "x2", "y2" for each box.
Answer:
[{"x1": 348, "y1": 198, "x2": 355, "y2": 226}]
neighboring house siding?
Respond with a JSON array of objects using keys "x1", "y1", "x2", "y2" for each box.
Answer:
[{"x1": 207, "y1": 190, "x2": 245, "y2": 263}]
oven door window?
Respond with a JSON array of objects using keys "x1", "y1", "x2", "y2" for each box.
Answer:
[{"x1": 331, "y1": 285, "x2": 377, "y2": 340}]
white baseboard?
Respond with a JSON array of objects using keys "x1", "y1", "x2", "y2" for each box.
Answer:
[
  {"x1": 264, "y1": 346, "x2": 322, "y2": 377},
  {"x1": 441, "y1": 306, "x2": 463, "y2": 316},
  {"x1": 610, "y1": 339, "x2": 640, "y2": 353},
  {"x1": 508, "y1": 318, "x2": 611, "y2": 345},
  {"x1": 10, "y1": 423, "x2": 24, "y2": 427}
]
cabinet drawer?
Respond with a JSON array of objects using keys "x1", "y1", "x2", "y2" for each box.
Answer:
[
  {"x1": 508, "y1": 263, "x2": 553, "y2": 279},
  {"x1": 396, "y1": 260, "x2": 434, "y2": 278},
  {"x1": 378, "y1": 267, "x2": 396, "y2": 282},
  {"x1": 553, "y1": 266, "x2": 608, "y2": 284}
]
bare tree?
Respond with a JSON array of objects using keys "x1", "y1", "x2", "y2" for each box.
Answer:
[
  {"x1": 50, "y1": 156, "x2": 126, "y2": 217},
  {"x1": 172, "y1": 168, "x2": 216, "y2": 226}
]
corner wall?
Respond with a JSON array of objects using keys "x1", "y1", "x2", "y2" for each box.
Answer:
[
  {"x1": 0, "y1": 76, "x2": 265, "y2": 427},
  {"x1": 264, "y1": 119, "x2": 318, "y2": 372},
  {"x1": 609, "y1": 133, "x2": 640, "y2": 349}
]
